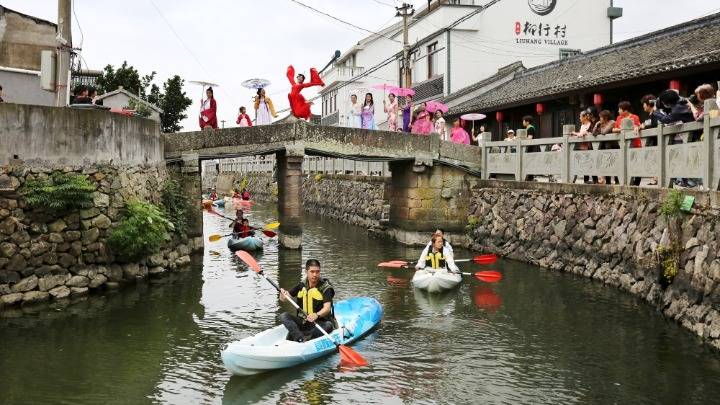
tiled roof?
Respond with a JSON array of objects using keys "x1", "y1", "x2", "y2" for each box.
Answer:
[{"x1": 450, "y1": 12, "x2": 720, "y2": 115}]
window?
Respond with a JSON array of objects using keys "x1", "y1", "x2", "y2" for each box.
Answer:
[
  {"x1": 559, "y1": 48, "x2": 581, "y2": 59},
  {"x1": 427, "y1": 42, "x2": 438, "y2": 79},
  {"x1": 333, "y1": 94, "x2": 337, "y2": 112}
]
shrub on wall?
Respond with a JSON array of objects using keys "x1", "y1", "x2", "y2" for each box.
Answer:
[
  {"x1": 21, "y1": 172, "x2": 95, "y2": 210},
  {"x1": 108, "y1": 200, "x2": 172, "y2": 261},
  {"x1": 161, "y1": 179, "x2": 191, "y2": 235}
]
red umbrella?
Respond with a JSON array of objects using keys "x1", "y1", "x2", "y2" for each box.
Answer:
[{"x1": 426, "y1": 100, "x2": 448, "y2": 114}]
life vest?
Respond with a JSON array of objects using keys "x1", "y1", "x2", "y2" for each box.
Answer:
[
  {"x1": 425, "y1": 249, "x2": 446, "y2": 269},
  {"x1": 296, "y1": 278, "x2": 334, "y2": 319}
]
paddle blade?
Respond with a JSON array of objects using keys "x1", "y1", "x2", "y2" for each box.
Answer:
[
  {"x1": 235, "y1": 251, "x2": 261, "y2": 273},
  {"x1": 475, "y1": 271, "x2": 503, "y2": 283},
  {"x1": 264, "y1": 221, "x2": 280, "y2": 230},
  {"x1": 262, "y1": 230, "x2": 277, "y2": 238},
  {"x1": 208, "y1": 234, "x2": 222, "y2": 242},
  {"x1": 474, "y1": 253, "x2": 498, "y2": 261},
  {"x1": 473, "y1": 256, "x2": 498, "y2": 265},
  {"x1": 378, "y1": 261, "x2": 408, "y2": 268},
  {"x1": 338, "y1": 345, "x2": 368, "y2": 367}
]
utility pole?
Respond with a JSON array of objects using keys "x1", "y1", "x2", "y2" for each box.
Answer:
[
  {"x1": 396, "y1": 3, "x2": 414, "y2": 89},
  {"x1": 55, "y1": 0, "x2": 72, "y2": 106}
]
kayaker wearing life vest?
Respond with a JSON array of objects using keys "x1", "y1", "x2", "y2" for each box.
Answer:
[
  {"x1": 415, "y1": 235, "x2": 460, "y2": 273},
  {"x1": 240, "y1": 188, "x2": 251, "y2": 201},
  {"x1": 237, "y1": 218, "x2": 256, "y2": 238},
  {"x1": 415, "y1": 229, "x2": 453, "y2": 269},
  {"x1": 280, "y1": 259, "x2": 336, "y2": 342},
  {"x1": 209, "y1": 188, "x2": 218, "y2": 201},
  {"x1": 230, "y1": 210, "x2": 244, "y2": 234}
]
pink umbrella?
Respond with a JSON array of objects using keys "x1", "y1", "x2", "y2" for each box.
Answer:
[
  {"x1": 388, "y1": 86, "x2": 415, "y2": 97},
  {"x1": 371, "y1": 83, "x2": 394, "y2": 92},
  {"x1": 426, "y1": 100, "x2": 448, "y2": 114}
]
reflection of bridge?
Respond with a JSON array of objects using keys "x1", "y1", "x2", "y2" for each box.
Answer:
[{"x1": 165, "y1": 122, "x2": 483, "y2": 248}]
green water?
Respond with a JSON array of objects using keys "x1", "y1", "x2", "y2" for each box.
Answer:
[{"x1": 1, "y1": 202, "x2": 719, "y2": 404}]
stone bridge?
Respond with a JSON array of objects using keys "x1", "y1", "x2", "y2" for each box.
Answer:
[{"x1": 164, "y1": 122, "x2": 483, "y2": 248}]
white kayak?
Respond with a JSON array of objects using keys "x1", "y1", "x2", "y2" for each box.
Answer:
[
  {"x1": 412, "y1": 268, "x2": 462, "y2": 293},
  {"x1": 221, "y1": 297, "x2": 383, "y2": 376}
]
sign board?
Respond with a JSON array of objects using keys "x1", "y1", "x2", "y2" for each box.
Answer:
[{"x1": 680, "y1": 195, "x2": 695, "y2": 212}]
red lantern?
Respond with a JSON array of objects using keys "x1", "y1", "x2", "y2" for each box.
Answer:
[
  {"x1": 535, "y1": 103, "x2": 544, "y2": 115},
  {"x1": 669, "y1": 80, "x2": 681, "y2": 91},
  {"x1": 495, "y1": 111, "x2": 504, "y2": 122},
  {"x1": 593, "y1": 93, "x2": 603, "y2": 107}
]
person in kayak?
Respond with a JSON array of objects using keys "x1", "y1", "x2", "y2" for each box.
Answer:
[
  {"x1": 415, "y1": 228, "x2": 453, "y2": 269},
  {"x1": 209, "y1": 188, "x2": 218, "y2": 201},
  {"x1": 240, "y1": 188, "x2": 251, "y2": 201},
  {"x1": 279, "y1": 259, "x2": 336, "y2": 342},
  {"x1": 229, "y1": 210, "x2": 244, "y2": 234},
  {"x1": 415, "y1": 235, "x2": 460, "y2": 273},
  {"x1": 232, "y1": 189, "x2": 241, "y2": 199},
  {"x1": 237, "y1": 219, "x2": 255, "y2": 238}
]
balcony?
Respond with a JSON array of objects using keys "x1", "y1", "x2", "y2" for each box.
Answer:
[{"x1": 321, "y1": 66, "x2": 365, "y2": 87}]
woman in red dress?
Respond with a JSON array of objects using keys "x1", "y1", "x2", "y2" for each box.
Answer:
[
  {"x1": 199, "y1": 87, "x2": 218, "y2": 129},
  {"x1": 287, "y1": 65, "x2": 324, "y2": 120}
]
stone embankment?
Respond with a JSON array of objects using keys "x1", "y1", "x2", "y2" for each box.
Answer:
[
  {"x1": 0, "y1": 165, "x2": 202, "y2": 307},
  {"x1": 215, "y1": 172, "x2": 389, "y2": 229},
  {"x1": 467, "y1": 181, "x2": 720, "y2": 349}
]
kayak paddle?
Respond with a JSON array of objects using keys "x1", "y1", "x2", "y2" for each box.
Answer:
[
  {"x1": 377, "y1": 254, "x2": 498, "y2": 268},
  {"x1": 235, "y1": 250, "x2": 368, "y2": 367},
  {"x1": 460, "y1": 270, "x2": 503, "y2": 283},
  {"x1": 208, "y1": 223, "x2": 280, "y2": 241}
]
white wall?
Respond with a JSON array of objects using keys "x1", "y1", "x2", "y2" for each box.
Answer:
[
  {"x1": 0, "y1": 69, "x2": 54, "y2": 106},
  {"x1": 102, "y1": 93, "x2": 161, "y2": 122}
]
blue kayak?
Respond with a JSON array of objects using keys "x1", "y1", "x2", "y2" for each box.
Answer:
[
  {"x1": 221, "y1": 297, "x2": 383, "y2": 375},
  {"x1": 213, "y1": 199, "x2": 226, "y2": 207},
  {"x1": 227, "y1": 235, "x2": 263, "y2": 252}
]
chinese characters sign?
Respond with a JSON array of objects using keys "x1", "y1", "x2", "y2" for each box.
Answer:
[{"x1": 514, "y1": 21, "x2": 568, "y2": 45}]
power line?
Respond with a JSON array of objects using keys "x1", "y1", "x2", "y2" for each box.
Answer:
[
  {"x1": 71, "y1": 1, "x2": 84, "y2": 49},
  {"x1": 370, "y1": 0, "x2": 396, "y2": 7},
  {"x1": 287, "y1": 0, "x2": 401, "y2": 43}
]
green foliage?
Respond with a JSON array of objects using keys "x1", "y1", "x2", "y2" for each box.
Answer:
[
  {"x1": 161, "y1": 179, "x2": 191, "y2": 235},
  {"x1": 126, "y1": 99, "x2": 152, "y2": 118},
  {"x1": 22, "y1": 172, "x2": 95, "y2": 210},
  {"x1": 465, "y1": 215, "x2": 479, "y2": 235},
  {"x1": 158, "y1": 75, "x2": 193, "y2": 133},
  {"x1": 96, "y1": 63, "x2": 191, "y2": 133},
  {"x1": 96, "y1": 61, "x2": 156, "y2": 98},
  {"x1": 660, "y1": 189, "x2": 684, "y2": 218},
  {"x1": 108, "y1": 200, "x2": 172, "y2": 261}
]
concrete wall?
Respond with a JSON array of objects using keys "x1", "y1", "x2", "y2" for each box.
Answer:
[
  {"x1": 0, "y1": 6, "x2": 56, "y2": 71},
  {"x1": 467, "y1": 181, "x2": 720, "y2": 349},
  {"x1": 0, "y1": 69, "x2": 55, "y2": 106},
  {"x1": 1, "y1": 103, "x2": 163, "y2": 167}
]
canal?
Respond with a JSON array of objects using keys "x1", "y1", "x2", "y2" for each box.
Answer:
[{"x1": 1, "y1": 201, "x2": 719, "y2": 404}]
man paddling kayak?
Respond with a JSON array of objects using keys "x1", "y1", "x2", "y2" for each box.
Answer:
[
  {"x1": 415, "y1": 235, "x2": 460, "y2": 273},
  {"x1": 280, "y1": 259, "x2": 336, "y2": 342},
  {"x1": 415, "y1": 229, "x2": 453, "y2": 269}
]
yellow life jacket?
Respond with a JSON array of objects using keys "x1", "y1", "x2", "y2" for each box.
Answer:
[
  {"x1": 425, "y1": 249, "x2": 446, "y2": 269},
  {"x1": 296, "y1": 279, "x2": 333, "y2": 316}
]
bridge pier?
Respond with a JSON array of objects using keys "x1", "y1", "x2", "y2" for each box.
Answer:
[
  {"x1": 388, "y1": 160, "x2": 479, "y2": 236},
  {"x1": 169, "y1": 153, "x2": 203, "y2": 238},
  {"x1": 276, "y1": 149, "x2": 304, "y2": 249}
]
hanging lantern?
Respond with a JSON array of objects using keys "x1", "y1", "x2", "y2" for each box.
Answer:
[
  {"x1": 593, "y1": 93, "x2": 603, "y2": 107},
  {"x1": 535, "y1": 103, "x2": 544, "y2": 115},
  {"x1": 495, "y1": 111, "x2": 504, "y2": 122},
  {"x1": 669, "y1": 80, "x2": 681, "y2": 91}
]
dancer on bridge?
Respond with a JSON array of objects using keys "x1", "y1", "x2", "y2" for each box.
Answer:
[
  {"x1": 287, "y1": 65, "x2": 324, "y2": 121},
  {"x1": 200, "y1": 87, "x2": 218, "y2": 130}
]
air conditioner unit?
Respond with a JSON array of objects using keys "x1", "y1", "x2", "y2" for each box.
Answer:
[{"x1": 40, "y1": 50, "x2": 56, "y2": 91}]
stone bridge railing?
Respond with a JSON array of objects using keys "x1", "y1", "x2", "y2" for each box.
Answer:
[
  {"x1": 482, "y1": 100, "x2": 720, "y2": 189},
  {"x1": 216, "y1": 155, "x2": 391, "y2": 177}
]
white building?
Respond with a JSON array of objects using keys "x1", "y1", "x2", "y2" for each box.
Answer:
[
  {"x1": 95, "y1": 86, "x2": 163, "y2": 123},
  {"x1": 319, "y1": 0, "x2": 621, "y2": 130}
]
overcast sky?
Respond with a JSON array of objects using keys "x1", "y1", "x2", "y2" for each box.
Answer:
[{"x1": 3, "y1": 0, "x2": 719, "y2": 131}]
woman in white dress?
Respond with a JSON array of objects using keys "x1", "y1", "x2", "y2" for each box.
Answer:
[
  {"x1": 433, "y1": 111, "x2": 448, "y2": 141},
  {"x1": 348, "y1": 94, "x2": 362, "y2": 128},
  {"x1": 254, "y1": 88, "x2": 277, "y2": 125}
]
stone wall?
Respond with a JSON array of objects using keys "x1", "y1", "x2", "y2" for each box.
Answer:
[
  {"x1": 212, "y1": 172, "x2": 389, "y2": 229},
  {"x1": 302, "y1": 174, "x2": 389, "y2": 230},
  {"x1": 467, "y1": 181, "x2": 720, "y2": 349},
  {"x1": 0, "y1": 164, "x2": 202, "y2": 307}
]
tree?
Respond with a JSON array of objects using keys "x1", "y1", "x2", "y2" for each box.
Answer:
[
  {"x1": 158, "y1": 76, "x2": 192, "y2": 133},
  {"x1": 95, "y1": 61, "x2": 156, "y2": 98},
  {"x1": 95, "y1": 62, "x2": 191, "y2": 132}
]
